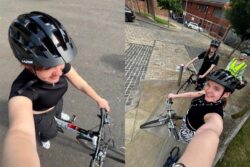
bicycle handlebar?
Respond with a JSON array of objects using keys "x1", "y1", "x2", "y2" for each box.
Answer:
[{"x1": 100, "y1": 108, "x2": 111, "y2": 124}]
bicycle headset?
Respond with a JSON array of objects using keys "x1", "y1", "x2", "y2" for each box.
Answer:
[
  {"x1": 210, "y1": 39, "x2": 220, "y2": 48},
  {"x1": 8, "y1": 11, "x2": 77, "y2": 68},
  {"x1": 206, "y1": 69, "x2": 239, "y2": 93}
]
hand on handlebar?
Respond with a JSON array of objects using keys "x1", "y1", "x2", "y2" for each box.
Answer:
[
  {"x1": 97, "y1": 98, "x2": 110, "y2": 112},
  {"x1": 198, "y1": 75, "x2": 205, "y2": 79},
  {"x1": 168, "y1": 93, "x2": 177, "y2": 99}
]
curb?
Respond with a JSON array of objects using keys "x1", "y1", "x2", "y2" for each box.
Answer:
[{"x1": 135, "y1": 16, "x2": 179, "y2": 32}]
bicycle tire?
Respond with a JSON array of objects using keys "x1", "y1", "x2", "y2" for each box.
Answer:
[
  {"x1": 140, "y1": 117, "x2": 168, "y2": 129},
  {"x1": 89, "y1": 159, "x2": 96, "y2": 167},
  {"x1": 77, "y1": 138, "x2": 125, "y2": 164}
]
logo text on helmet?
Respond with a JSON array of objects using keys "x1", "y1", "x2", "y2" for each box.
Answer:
[{"x1": 21, "y1": 60, "x2": 33, "y2": 64}]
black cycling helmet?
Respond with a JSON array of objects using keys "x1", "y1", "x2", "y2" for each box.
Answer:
[
  {"x1": 241, "y1": 48, "x2": 250, "y2": 56},
  {"x1": 206, "y1": 69, "x2": 239, "y2": 93},
  {"x1": 9, "y1": 11, "x2": 77, "y2": 68},
  {"x1": 210, "y1": 39, "x2": 221, "y2": 48}
]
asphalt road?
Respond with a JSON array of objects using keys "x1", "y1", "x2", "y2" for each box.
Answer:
[{"x1": 0, "y1": 0, "x2": 124, "y2": 167}]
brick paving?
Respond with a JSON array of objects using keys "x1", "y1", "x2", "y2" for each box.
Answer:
[{"x1": 125, "y1": 43, "x2": 153, "y2": 106}]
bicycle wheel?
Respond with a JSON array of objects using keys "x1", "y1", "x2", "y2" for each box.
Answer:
[
  {"x1": 140, "y1": 117, "x2": 168, "y2": 129},
  {"x1": 77, "y1": 138, "x2": 125, "y2": 164},
  {"x1": 89, "y1": 159, "x2": 97, "y2": 167},
  {"x1": 106, "y1": 145, "x2": 125, "y2": 163}
]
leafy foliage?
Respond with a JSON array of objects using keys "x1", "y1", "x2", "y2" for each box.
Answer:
[
  {"x1": 226, "y1": 0, "x2": 250, "y2": 40},
  {"x1": 157, "y1": 0, "x2": 183, "y2": 14}
]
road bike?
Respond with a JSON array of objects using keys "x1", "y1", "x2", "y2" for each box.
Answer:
[
  {"x1": 140, "y1": 99, "x2": 183, "y2": 141},
  {"x1": 55, "y1": 108, "x2": 125, "y2": 167},
  {"x1": 176, "y1": 67, "x2": 197, "y2": 94}
]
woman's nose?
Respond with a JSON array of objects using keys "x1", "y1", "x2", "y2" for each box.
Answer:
[{"x1": 53, "y1": 66, "x2": 63, "y2": 76}]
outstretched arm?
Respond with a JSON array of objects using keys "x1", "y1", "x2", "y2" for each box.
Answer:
[
  {"x1": 3, "y1": 97, "x2": 40, "y2": 167},
  {"x1": 65, "y1": 66, "x2": 110, "y2": 111},
  {"x1": 177, "y1": 113, "x2": 223, "y2": 167},
  {"x1": 168, "y1": 90, "x2": 204, "y2": 99}
]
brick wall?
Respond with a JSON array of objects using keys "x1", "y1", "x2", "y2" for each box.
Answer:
[
  {"x1": 184, "y1": 1, "x2": 230, "y2": 39},
  {"x1": 126, "y1": 0, "x2": 168, "y2": 17}
]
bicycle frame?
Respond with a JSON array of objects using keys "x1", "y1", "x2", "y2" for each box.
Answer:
[
  {"x1": 140, "y1": 99, "x2": 182, "y2": 141},
  {"x1": 54, "y1": 108, "x2": 111, "y2": 167},
  {"x1": 176, "y1": 67, "x2": 197, "y2": 94}
]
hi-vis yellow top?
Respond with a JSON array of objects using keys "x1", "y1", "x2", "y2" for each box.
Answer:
[{"x1": 227, "y1": 58, "x2": 247, "y2": 79}]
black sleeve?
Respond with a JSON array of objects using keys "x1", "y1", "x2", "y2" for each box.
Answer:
[
  {"x1": 63, "y1": 63, "x2": 71, "y2": 74},
  {"x1": 212, "y1": 55, "x2": 219, "y2": 65},
  {"x1": 198, "y1": 51, "x2": 207, "y2": 59}
]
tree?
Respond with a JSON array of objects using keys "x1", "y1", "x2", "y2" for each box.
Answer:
[
  {"x1": 226, "y1": 0, "x2": 250, "y2": 58},
  {"x1": 157, "y1": 0, "x2": 183, "y2": 14},
  {"x1": 157, "y1": 0, "x2": 183, "y2": 27}
]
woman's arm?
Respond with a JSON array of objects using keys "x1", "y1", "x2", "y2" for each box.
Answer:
[
  {"x1": 200, "y1": 64, "x2": 216, "y2": 78},
  {"x1": 177, "y1": 113, "x2": 223, "y2": 167},
  {"x1": 65, "y1": 66, "x2": 110, "y2": 111},
  {"x1": 184, "y1": 57, "x2": 198, "y2": 69},
  {"x1": 168, "y1": 90, "x2": 205, "y2": 99},
  {"x1": 3, "y1": 96, "x2": 40, "y2": 167}
]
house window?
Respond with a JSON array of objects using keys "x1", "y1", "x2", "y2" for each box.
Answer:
[
  {"x1": 196, "y1": 4, "x2": 207, "y2": 13},
  {"x1": 213, "y1": 8, "x2": 225, "y2": 19}
]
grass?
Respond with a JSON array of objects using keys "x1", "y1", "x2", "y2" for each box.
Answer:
[
  {"x1": 216, "y1": 117, "x2": 250, "y2": 167},
  {"x1": 136, "y1": 12, "x2": 174, "y2": 27}
]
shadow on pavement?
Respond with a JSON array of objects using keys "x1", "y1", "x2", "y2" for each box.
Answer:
[
  {"x1": 101, "y1": 54, "x2": 124, "y2": 73},
  {"x1": 0, "y1": 100, "x2": 9, "y2": 127}
]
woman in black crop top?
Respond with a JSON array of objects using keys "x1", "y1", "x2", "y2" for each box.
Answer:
[
  {"x1": 167, "y1": 69, "x2": 239, "y2": 167},
  {"x1": 184, "y1": 39, "x2": 221, "y2": 91},
  {"x1": 4, "y1": 12, "x2": 110, "y2": 167}
]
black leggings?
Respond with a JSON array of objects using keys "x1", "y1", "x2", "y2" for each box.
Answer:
[{"x1": 34, "y1": 99, "x2": 63, "y2": 142}]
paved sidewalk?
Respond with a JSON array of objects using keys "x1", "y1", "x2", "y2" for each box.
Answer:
[{"x1": 125, "y1": 16, "x2": 250, "y2": 167}]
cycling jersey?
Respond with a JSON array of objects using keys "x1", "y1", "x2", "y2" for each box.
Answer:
[
  {"x1": 198, "y1": 51, "x2": 219, "y2": 75},
  {"x1": 9, "y1": 63, "x2": 71, "y2": 111},
  {"x1": 186, "y1": 95, "x2": 224, "y2": 131}
]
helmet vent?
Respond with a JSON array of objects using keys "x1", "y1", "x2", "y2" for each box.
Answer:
[
  {"x1": 53, "y1": 29, "x2": 67, "y2": 50},
  {"x1": 41, "y1": 36, "x2": 59, "y2": 58},
  {"x1": 27, "y1": 22, "x2": 38, "y2": 34}
]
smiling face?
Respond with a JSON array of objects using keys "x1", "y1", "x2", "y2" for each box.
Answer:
[
  {"x1": 35, "y1": 64, "x2": 65, "y2": 84},
  {"x1": 203, "y1": 80, "x2": 228, "y2": 102}
]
